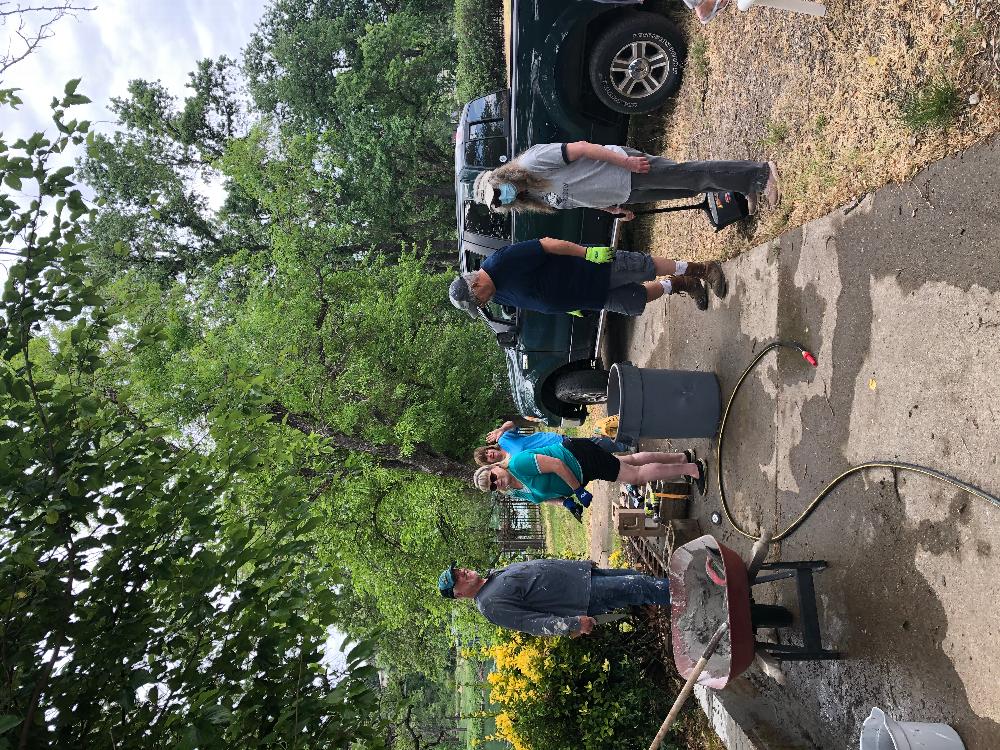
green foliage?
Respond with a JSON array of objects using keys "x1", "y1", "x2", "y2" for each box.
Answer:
[
  {"x1": 900, "y1": 78, "x2": 962, "y2": 131},
  {"x1": 69, "y1": 0, "x2": 516, "y2": 684},
  {"x1": 377, "y1": 668, "x2": 464, "y2": 750},
  {"x1": 484, "y1": 621, "x2": 671, "y2": 750},
  {"x1": 0, "y1": 87, "x2": 380, "y2": 748},
  {"x1": 455, "y1": 0, "x2": 505, "y2": 102}
]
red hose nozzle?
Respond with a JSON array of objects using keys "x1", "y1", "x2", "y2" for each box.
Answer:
[{"x1": 801, "y1": 350, "x2": 818, "y2": 367}]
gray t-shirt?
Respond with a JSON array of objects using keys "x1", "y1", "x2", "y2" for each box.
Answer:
[{"x1": 517, "y1": 143, "x2": 631, "y2": 210}]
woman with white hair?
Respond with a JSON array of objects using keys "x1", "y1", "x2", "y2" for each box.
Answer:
[
  {"x1": 473, "y1": 141, "x2": 778, "y2": 221},
  {"x1": 472, "y1": 438, "x2": 705, "y2": 522}
]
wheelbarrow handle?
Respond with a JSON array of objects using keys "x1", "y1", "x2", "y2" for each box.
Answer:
[
  {"x1": 647, "y1": 621, "x2": 730, "y2": 750},
  {"x1": 746, "y1": 530, "x2": 774, "y2": 582}
]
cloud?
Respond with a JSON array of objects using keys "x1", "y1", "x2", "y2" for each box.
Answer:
[{"x1": 2, "y1": 0, "x2": 270, "y2": 140}]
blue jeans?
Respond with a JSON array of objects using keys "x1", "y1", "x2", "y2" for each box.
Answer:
[
  {"x1": 586, "y1": 567, "x2": 671, "y2": 615},
  {"x1": 562, "y1": 435, "x2": 629, "y2": 453}
]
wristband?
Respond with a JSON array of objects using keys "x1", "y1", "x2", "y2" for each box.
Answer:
[{"x1": 574, "y1": 486, "x2": 593, "y2": 508}]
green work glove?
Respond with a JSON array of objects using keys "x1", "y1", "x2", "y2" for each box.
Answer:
[
  {"x1": 584, "y1": 246, "x2": 615, "y2": 264},
  {"x1": 567, "y1": 310, "x2": 583, "y2": 317}
]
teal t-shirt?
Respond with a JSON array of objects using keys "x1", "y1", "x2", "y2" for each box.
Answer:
[{"x1": 507, "y1": 443, "x2": 584, "y2": 503}]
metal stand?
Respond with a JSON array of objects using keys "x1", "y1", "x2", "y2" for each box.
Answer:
[{"x1": 750, "y1": 560, "x2": 841, "y2": 661}]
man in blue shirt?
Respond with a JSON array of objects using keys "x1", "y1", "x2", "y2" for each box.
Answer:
[
  {"x1": 448, "y1": 237, "x2": 725, "y2": 318},
  {"x1": 436, "y1": 559, "x2": 671, "y2": 637}
]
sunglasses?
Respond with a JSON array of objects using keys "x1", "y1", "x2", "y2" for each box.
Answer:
[{"x1": 489, "y1": 471, "x2": 500, "y2": 491}]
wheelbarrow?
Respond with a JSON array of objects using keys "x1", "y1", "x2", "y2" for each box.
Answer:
[{"x1": 648, "y1": 533, "x2": 841, "y2": 749}]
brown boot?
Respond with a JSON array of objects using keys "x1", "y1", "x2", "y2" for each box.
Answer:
[
  {"x1": 685, "y1": 261, "x2": 727, "y2": 299},
  {"x1": 669, "y1": 275, "x2": 708, "y2": 311}
]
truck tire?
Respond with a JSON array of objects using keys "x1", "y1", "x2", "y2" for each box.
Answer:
[
  {"x1": 588, "y1": 14, "x2": 685, "y2": 114},
  {"x1": 554, "y1": 369, "x2": 610, "y2": 405}
]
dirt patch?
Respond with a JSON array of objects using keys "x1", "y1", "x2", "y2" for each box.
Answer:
[{"x1": 628, "y1": 0, "x2": 1000, "y2": 262}]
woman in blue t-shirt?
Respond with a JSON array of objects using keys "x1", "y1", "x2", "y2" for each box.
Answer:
[
  {"x1": 471, "y1": 438, "x2": 705, "y2": 522},
  {"x1": 473, "y1": 422, "x2": 627, "y2": 467}
]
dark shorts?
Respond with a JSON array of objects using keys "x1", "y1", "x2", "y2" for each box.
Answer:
[
  {"x1": 605, "y1": 250, "x2": 655, "y2": 316},
  {"x1": 564, "y1": 438, "x2": 621, "y2": 484}
]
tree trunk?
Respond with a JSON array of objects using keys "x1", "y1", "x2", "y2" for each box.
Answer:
[{"x1": 267, "y1": 404, "x2": 472, "y2": 482}]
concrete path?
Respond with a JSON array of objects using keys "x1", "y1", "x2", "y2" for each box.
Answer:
[{"x1": 605, "y1": 137, "x2": 1000, "y2": 748}]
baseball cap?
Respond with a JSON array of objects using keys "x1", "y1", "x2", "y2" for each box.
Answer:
[
  {"x1": 473, "y1": 170, "x2": 498, "y2": 206},
  {"x1": 448, "y1": 272, "x2": 481, "y2": 319},
  {"x1": 437, "y1": 562, "x2": 458, "y2": 598}
]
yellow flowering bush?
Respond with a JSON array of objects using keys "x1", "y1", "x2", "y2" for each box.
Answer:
[
  {"x1": 607, "y1": 549, "x2": 627, "y2": 568},
  {"x1": 482, "y1": 621, "x2": 668, "y2": 750}
]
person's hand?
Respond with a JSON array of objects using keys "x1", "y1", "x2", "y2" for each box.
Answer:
[
  {"x1": 584, "y1": 246, "x2": 615, "y2": 264},
  {"x1": 571, "y1": 616, "x2": 597, "y2": 638},
  {"x1": 486, "y1": 428, "x2": 503, "y2": 443},
  {"x1": 614, "y1": 208, "x2": 635, "y2": 222},
  {"x1": 624, "y1": 155, "x2": 650, "y2": 173}
]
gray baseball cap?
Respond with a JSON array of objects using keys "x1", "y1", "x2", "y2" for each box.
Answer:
[{"x1": 449, "y1": 272, "x2": 481, "y2": 319}]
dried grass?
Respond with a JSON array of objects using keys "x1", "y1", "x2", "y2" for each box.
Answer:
[{"x1": 628, "y1": 0, "x2": 1000, "y2": 262}]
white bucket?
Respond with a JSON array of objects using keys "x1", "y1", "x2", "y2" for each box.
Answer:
[{"x1": 860, "y1": 708, "x2": 965, "y2": 750}]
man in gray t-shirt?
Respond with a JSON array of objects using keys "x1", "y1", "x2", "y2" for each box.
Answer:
[
  {"x1": 473, "y1": 141, "x2": 778, "y2": 222},
  {"x1": 436, "y1": 559, "x2": 671, "y2": 637}
]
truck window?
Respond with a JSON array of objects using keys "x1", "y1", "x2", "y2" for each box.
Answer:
[
  {"x1": 463, "y1": 200, "x2": 511, "y2": 240},
  {"x1": 469, "y1": 121, "x2": 504, "y2": 140},
  {"x1": 464, "y1": 137, "x2": 507, "y2": 169},
  {"x1": 465, "y1": 94, "x2": 503, "y2": 124}
]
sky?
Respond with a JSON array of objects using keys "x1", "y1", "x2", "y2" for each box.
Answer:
[{"x1": 2, "y1": 0, "x2": 270, "y2": 140}]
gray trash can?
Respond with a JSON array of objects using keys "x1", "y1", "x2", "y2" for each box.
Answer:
[{"x1": 607, "y1": 362, "x2": 720, "y2": 447}]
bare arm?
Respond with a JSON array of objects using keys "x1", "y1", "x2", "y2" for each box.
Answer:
[
  {"x1": 486, "y1": 421, "x2": 517, "y2": 443},
  {"x1": 539, "y1": 237, "x2": 587, "y2": 258},
  {"x1": 599, "y1": 206, "x2": 635, "y2": 221},
  {"x1": 534, "y1": 454, "x2": 583, "y2": 491},
  {"x1": 564, "y1": 141, "x2": 650, "y2": 173}
]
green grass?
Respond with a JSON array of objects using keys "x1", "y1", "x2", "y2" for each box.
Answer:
[
  {"x1": 900, "y1": 78, "x2": 962, "y2": 131},
  {"x1": 947, "y1": 19, "x2": 984, "y2": 56},
  {"x1": 540, "y1": 502, "x2": 588, "y2": 558},
  {"x1": 813, "y1": 113, "x2": 829, "y2": 135},
  {"x1": 687, "y1": 37, "x2": 709, "y2": 79},
  {"x1": 764, "y1": 120, "x2": 790, "y2": 147}
]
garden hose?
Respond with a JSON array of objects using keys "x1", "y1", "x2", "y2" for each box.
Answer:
[{"x1": 716, "y1": 340, "x2": 1000, "y2": 543}]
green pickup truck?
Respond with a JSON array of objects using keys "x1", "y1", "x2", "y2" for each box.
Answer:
[{"x1": 455, "y1": 1, "x2": 685, "y2": 426}]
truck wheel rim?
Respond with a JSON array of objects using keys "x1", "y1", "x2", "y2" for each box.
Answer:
[{"x1": 609, "y1": 40, "x2": 672, "y2": 99}]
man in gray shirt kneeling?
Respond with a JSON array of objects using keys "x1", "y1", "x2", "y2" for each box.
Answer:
[{"x1": 437, "y1": 559, "x2": 670, "y2": 637}]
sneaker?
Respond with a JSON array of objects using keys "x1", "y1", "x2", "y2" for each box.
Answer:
[
  {"x1": 693, "y1": 459, "x2": 709, "y2": 496},
  {"x1": 671, "y1": 276, "x2": 708, "y2": 311},
  {"x1": 701, "y1": 262, "x2": 727, "y2": 300}
]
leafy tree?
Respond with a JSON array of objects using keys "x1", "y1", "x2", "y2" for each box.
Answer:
[
  {"x1": 78, "y1": 57, "x2": 269, "y2": 284},
  {"x1": 0, "y1": 84, "x2": 380, "y2": 750}
]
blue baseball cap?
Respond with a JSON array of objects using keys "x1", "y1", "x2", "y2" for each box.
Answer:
[{"x1": 438, "y1": 562, "x2": 458, "y2": 598}]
